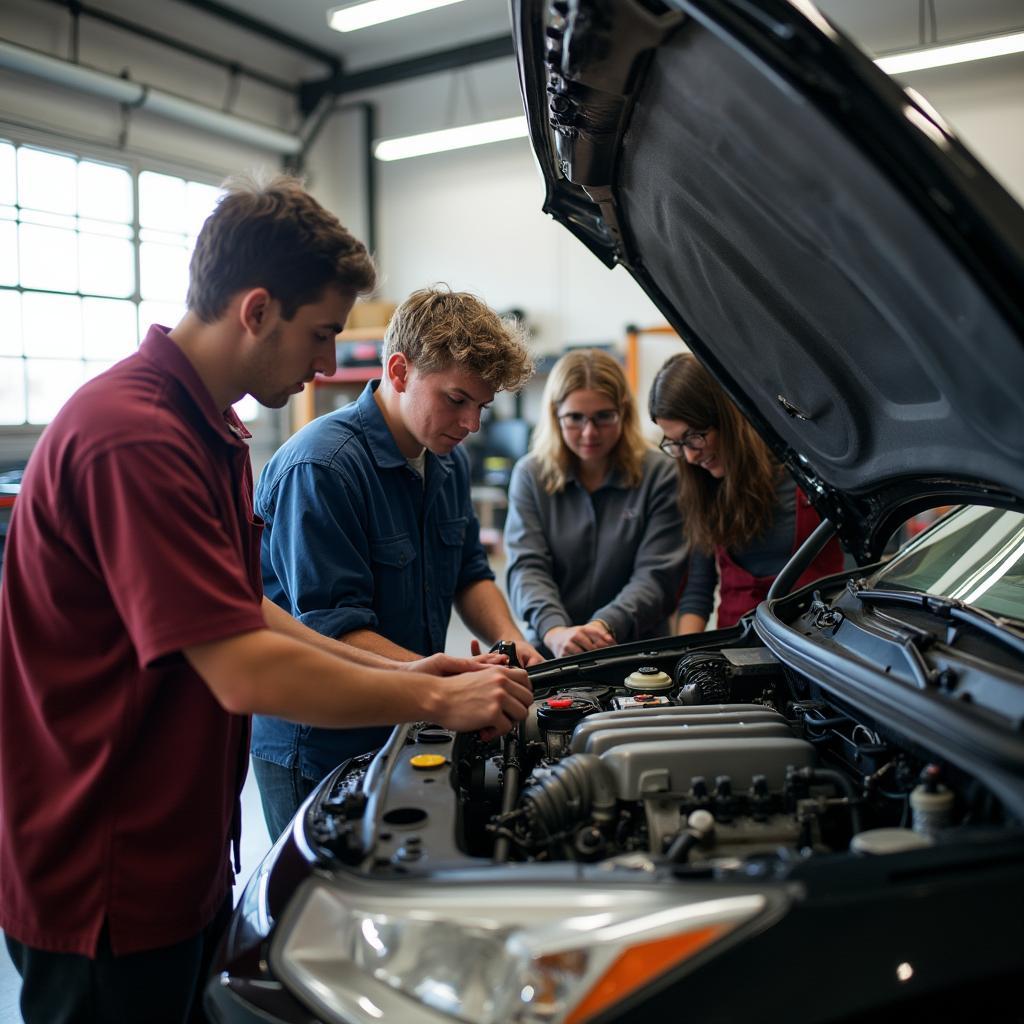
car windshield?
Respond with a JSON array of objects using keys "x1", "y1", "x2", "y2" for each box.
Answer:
[{"x1": 868, "y1": 506, "x2": 1024, "y2": 622}]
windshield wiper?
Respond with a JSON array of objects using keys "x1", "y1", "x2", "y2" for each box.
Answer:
[{"x1": 849, "y1": 584, "x2": 1024, "y2": 660}]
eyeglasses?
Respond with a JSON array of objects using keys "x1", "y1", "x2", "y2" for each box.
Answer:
[
  {"x1": 659, "y1": 429, "x2": 709, "y2": 457},
  {"x1": 557, "y1": 409, "x2": 621, "y2": 431}
]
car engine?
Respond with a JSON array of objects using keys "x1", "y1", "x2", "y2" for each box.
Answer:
[
  {"x1": 369, "y1": 637, "x2": 994, "y2": 875},
  {"x1": 305, "y1": 625, "x2": 1011, "y2": 876}
]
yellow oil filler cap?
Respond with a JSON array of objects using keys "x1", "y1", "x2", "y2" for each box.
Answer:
[{"x1": 410, "y1": 753, "x2": 447, "y2": 770}]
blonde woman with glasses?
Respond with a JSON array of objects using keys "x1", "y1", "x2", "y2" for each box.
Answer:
[{"x1": 504, "y1": 349, "x2": 686, "y2": 658}]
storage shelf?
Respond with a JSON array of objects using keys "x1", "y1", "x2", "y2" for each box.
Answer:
[{"x1": 290, "y1": 327, "x2": 385, "y2": 432}]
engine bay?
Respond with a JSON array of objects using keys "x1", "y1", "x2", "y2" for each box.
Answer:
[
  {"x1": 460, "y1": 643, "x2": 966, "y2": 867},
  {"x1": 307, "y1": 626, "x2": 1013, "y2": 875}
]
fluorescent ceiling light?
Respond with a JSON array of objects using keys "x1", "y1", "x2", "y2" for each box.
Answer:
[
  {"x1": 328, "y1": 0, "x2": 466, "y2": 33},
  {"x1": 374, "y1": 115, "x2": 528, "y2": 161},
  {"x1": 875, "y1": 30, "x2": 1024, "y2": 74}
]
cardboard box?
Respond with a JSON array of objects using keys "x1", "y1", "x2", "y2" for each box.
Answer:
[{"x1": 347, "y1": 300, "x2": 396, "y2": 330}]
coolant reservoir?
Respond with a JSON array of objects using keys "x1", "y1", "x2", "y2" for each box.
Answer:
[
  {"x1": 624, "y1": 666, "x2": 672, "y2": 691},
  {"x1": 910, "y1": 765, "x2": 954, "y2": 837},
  {"x1": 850, "y1": 828, "x2": 934, "y2": 855}
]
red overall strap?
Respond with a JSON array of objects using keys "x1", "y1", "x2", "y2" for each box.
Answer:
[{"x1": 714, "y1": 488, "x2": 844, "y2": 628}]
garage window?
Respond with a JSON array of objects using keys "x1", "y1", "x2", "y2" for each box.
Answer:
[{"x1": 0, "y1": 138, "x2": 254, "y2": 425}]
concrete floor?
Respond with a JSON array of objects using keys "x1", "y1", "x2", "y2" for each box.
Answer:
[{"x1": 0, "y1": 557, "x2": 510, "y2": 1020}]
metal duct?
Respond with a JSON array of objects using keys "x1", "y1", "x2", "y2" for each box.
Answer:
[{"x1": 0, "y1": 39, "x2": 302, "y2": 155}]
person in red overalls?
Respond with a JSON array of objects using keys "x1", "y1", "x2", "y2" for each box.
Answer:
[{"x1": 648, "y1": 353, "x2": 844, "y2": 632}]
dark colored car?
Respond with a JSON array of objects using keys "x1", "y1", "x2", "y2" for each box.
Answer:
[{"x1": 207, "y1": 2, "x2": 1024, "y2": 1021}]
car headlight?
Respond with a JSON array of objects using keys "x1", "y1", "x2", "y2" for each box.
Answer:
[{"x1": 270, "y1": 873, "x2": 775, "y2": 1024}]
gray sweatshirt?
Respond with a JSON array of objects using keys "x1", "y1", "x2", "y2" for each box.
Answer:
[{"x1": 504, "y1": 449, "x2": 686, "y2": 650}]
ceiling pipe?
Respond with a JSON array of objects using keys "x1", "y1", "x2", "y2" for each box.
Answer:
[
  {"x1": 40, "y1": 0, "x2": 296, "y2": 95},
  {"x1": 0, "y1": 39, "x2": 302, "y2": 155}
]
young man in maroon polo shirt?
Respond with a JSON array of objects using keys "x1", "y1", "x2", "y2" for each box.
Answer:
[{"x1": 0, "y1": 175, "x2": 532, "y2": 1024}]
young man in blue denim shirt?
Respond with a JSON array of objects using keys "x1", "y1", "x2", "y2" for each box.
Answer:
[{"x1": 252, "y1": 287, "x2": 545, "y2": 836}]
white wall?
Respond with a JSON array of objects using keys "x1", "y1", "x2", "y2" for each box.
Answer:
[
  {"x1": 901, "y1": 56, "x2": 1024, "y2": 205},
  {"x1": 375, "y1": 134, "x2": 664, "y2": 351}
]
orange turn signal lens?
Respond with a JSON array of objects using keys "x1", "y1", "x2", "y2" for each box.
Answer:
[{"x1": 565, "y1": 925, "x2": 729, "y2": 1024}]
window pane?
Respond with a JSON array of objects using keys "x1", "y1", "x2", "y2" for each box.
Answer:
[
  {"x1": 78, "y1": 161, "x2": 132, "y2": 223},
  {"x1": 20, "y1": 209, "x2": 77, "y2": 230},
  {"x1": 23, "y1": 291, "x2": 81, "y2": 358},
  {"x1": 26, "y1": 357, "x2": 83, "y2": 423},
  {"x1": 85, "y1": 359, "x2": 116, "y2": 382},
  {"x1": 139, "y1": 171, "x2": 185, "y2": 232},
  {"x1": 185, "y1": 181, "x2": 221, "y2": 237},
  {"x1": 0, "y1": 221, "x2": 16, "y2": 286},
  {"x1": 20, "y1": 223, "x2": 77, "y2": 292},
  {"x1": 0, "y1": 289, "x2": 21, "y2": 356},
  {"x1": 83, "y1": 297, "x2": 136, "y2": 359},
  {"x1": 140, "y1": 241, "x2": 188, "y2": 302},
  {"x1": 234, "y1": 395, "x2": 259, "y2": 422},
  {"x1": 79, "y1": 233, "x2": 134, "y2": 297},
  {"x1": 79, "y1": 218, "x2": 132, "y2": 239},
  {"x1": 139, "y1": 301, "x2": 185, "y2": 337},
  {"x1": 140, "y1": 227, "x2": 185, "y2": 246},
  {"x1": 0, "y1": 357, "x2": 26, "y2": 424},
  {"x1": 0, "y1": 143, "x2": 15, "y2": 206},
  {"x1": 18, "y1": 148, "x2": 76, "y2": 215}
]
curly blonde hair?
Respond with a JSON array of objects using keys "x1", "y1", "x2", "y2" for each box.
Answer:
[
  {"x1": 648, "y1": 353, "x2": 779, "y2": 553},
  {"x1": 383, "y1": 286, "x2": 533, "y2": 393},
  {"x1": 531, "y1": 349, "x2": 649, "y2": 494}
]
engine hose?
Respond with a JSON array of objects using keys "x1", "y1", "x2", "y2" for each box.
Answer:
[
  {"x1": 674, "y1": 652, "x2": 730, "y2": 702},
  {"x1": 767, "y1": 518, "x2": 838, "y2": 601},
  {"x1": 492, "y1": 640, "x2": 524, "y2": 865},
  {"x1": 493, "y1": 729, "x2": 520, "y2": 864},
  {"x1": 795, "y1": 766, "x2": 863, "y2": 835},
  {"x1": 665, "y1": 809, "x2": 716, "y2": 864},
  {"x1": 520, "y1": 753, "x2": 617, "y2": 838}
]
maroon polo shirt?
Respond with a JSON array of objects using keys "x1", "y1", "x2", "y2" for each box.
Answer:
[{"x1": 0, "y1": 325, "x2": 267, "y2": 956}]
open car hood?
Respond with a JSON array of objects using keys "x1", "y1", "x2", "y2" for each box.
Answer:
[{"x1": 512, "y1": 0, "x2": 1024, "y2": 560}]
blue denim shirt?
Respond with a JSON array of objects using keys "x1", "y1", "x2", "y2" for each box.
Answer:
[{"x1": 251, "y1": 381, "x2": 494, "y2": 779}]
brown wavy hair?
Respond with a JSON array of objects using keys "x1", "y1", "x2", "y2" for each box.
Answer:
[
  {"x1": 188, "y1": 173, "x2": 376, "y2": 322},
  {"x1": 648, "y1": 353, "x2": 778, "y2": 553},
  {"x1": 531, "y1": 349, "x2": 649, "y2": 493},
  {"x1": 384, "y1": 286, "x2": 534, "y2": 393}
]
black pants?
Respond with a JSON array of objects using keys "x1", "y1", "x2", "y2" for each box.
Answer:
[{"x1": 5, "y1": 893, "x2": 233, "y2": 1024}]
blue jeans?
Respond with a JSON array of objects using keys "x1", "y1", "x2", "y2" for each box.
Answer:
[{"x1": 251, "y1": 757, "x2": 318, "y2": 841}]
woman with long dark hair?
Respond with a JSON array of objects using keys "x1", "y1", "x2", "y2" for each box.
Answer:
[
  {"x1": 505, "y1": 349, "x2": 685, "y2": 658},
  {"x1": 649, "y1": 352, "x2": 843, "y2": 632}
]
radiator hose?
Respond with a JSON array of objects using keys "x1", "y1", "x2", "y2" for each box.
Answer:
[{"x1": 520, "y1": 753, "x2": 617, "y2": 839}]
